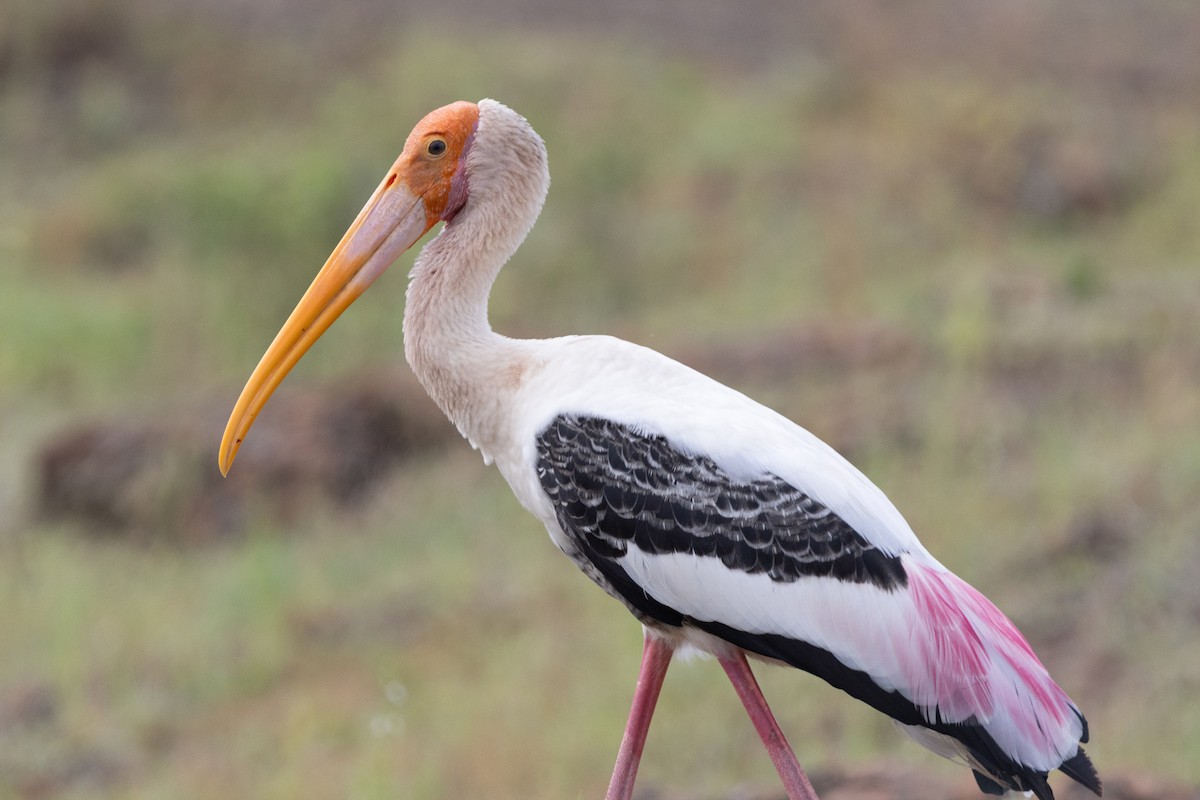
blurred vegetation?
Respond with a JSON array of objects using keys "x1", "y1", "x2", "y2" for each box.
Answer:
[{"x1": 1, "y1": 1, "x2": 1199, "y2": 798}]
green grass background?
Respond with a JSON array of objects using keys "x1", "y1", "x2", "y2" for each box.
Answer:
[{"x1": 2, "y1": 1, "x2": 1199, "y2": 797}]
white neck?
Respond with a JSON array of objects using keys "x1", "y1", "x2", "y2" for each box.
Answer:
[{"x1": 402, "y1": 100, "x2": 550, "y2": 448}]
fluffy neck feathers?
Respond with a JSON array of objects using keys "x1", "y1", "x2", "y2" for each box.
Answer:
[{"x1": 402, "y1": 100, "x2": 550, "y2": 443}]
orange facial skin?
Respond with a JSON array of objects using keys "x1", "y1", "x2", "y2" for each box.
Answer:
[{"x1": 219, "y1": 101, "x2": 479, "y2": 474}]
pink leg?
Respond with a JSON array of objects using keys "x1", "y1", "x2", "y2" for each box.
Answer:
[
  {"x1": 605, "y1": 632, "x2": 675, "y2": 800},
  {"x1": 718, "y1": 649, "x2": 820, "y2": 800}
]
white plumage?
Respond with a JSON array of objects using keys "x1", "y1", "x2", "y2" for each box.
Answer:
[{"x1": 220, "y1": 98, "x2": 1100, "y2": 800}]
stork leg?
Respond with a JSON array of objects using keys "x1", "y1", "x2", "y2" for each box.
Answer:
[
  {"x1": 718, "y1": 649, "x2": 820, "y2": 800},
  {"x1": 605, "y1": 632, "x2": 674, "y2": 800}
]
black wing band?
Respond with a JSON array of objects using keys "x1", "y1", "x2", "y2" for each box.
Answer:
[
  {"x1": 535, "y1": 414, "x2": 906, "y2": 592},
  {"x1": 533, "y1": 415, "x2": 1101, "y2": 799}
]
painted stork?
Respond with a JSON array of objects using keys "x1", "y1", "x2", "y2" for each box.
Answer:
[{"x1": 219, "y1": 99, "x2": 1101, "y2": 800}]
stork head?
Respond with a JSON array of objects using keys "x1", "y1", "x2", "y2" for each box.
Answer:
[{"x1": 217, "y1": 100, "x2": 480, "y2": 474}]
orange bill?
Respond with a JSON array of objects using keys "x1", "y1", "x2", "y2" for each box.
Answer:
[
  {"x1": 218, "y1": 100, "x2": 479, "y2": 475},
  {"x1": 217, "y1": 175, "x2": 434, "y2": 475}
]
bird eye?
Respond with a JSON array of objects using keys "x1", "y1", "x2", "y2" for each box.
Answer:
[{"x1": 427, "y1": 138, "x2": 447, "y2": 157}]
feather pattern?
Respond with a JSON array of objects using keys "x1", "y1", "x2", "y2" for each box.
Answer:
[
  {"x1": 222, "y1": 98, "x2": 1100, "y2": 800},
  {"x1": 391, "y1": 100, "x2": 1100, "y2": 799},
  {"x1": 531, "y1": 408, "x2": 1096, "y2": 795},
  {"x1": 536, "y1": 415, "x2": 908, "y2": 590}
]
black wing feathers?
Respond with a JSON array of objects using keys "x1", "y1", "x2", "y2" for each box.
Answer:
[
  {"x1": 535, "y1": 414, "x2": 907, "y2": 591},
  {"x1": 533, "y1": 414, "x2": 1100, "y2": 800}
]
